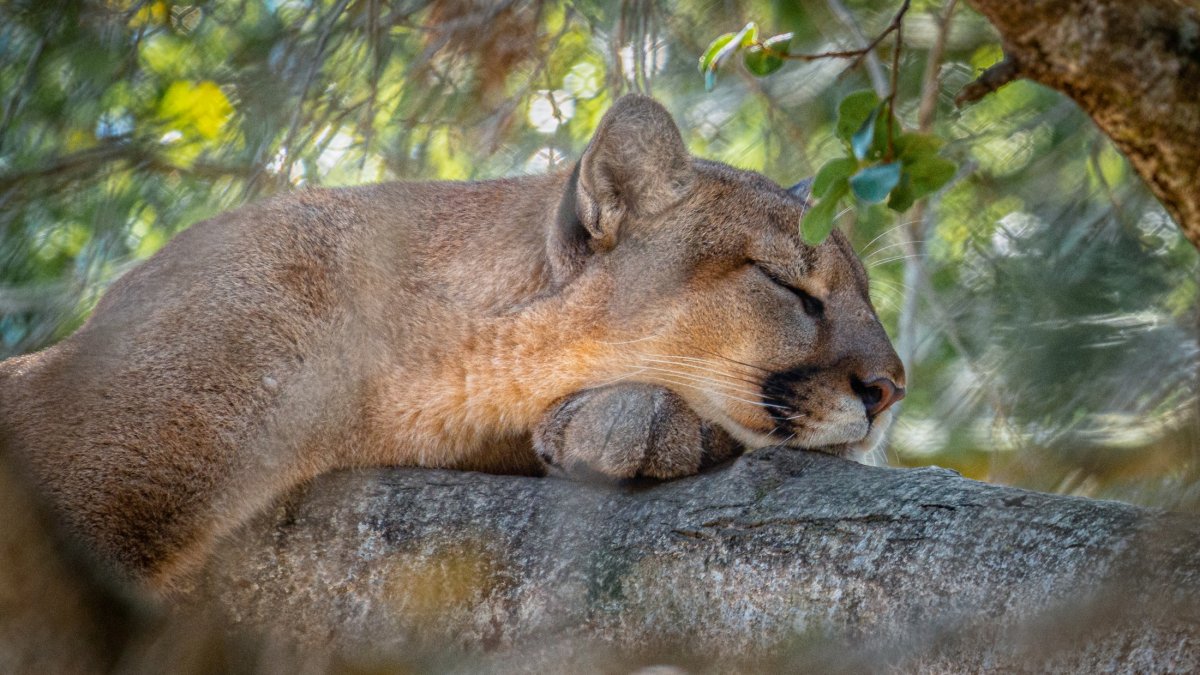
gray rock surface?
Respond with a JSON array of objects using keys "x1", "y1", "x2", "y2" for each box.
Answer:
[{"x1": 197, "y1": 448, "x2": 1200, "y2": 672}]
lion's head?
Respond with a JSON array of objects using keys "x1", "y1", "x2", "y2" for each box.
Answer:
[{"x1": 549, "y1": 95, "x2": 905, "y2": 457}]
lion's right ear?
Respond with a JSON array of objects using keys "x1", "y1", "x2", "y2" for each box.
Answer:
[{"x1": 549, "y1": 95, "x2": 692, "y2": 282}]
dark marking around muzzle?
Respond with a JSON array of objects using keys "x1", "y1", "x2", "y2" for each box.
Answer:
[{"x1": 761, "y1": 365, "x2": 822, "y2": 436}]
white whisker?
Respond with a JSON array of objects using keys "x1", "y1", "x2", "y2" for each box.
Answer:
[
  {"x1": 649, "y1": 373, "x2": 789, "y2": 411},
  {"x1": 870, "y1": 277, "x2": 912, "y2": 294},
  {"x1": 636, "y1": 355, "x2": 762, "y2": 387},
  {"x1": 685, "y1": 346, "x2": 773, "y2": 374},
  {"x1": 633, "y1": 365, "x2": 765, "y2": 399},
  {"x1": 864, "y1": 239, "x2": 926, "y2": 262},
  {"x1": 859, "y1": 219, "x2": 921, "y2": 257},
  {"x1": 590, "y1": 368, "x2": 649, "y2": 389},
  {"x1": 868, "y1": 253, "x2": 928, "y2": 268},
  {"x1": 596, "y1": 334, "x2": 663, "y2": 346}
]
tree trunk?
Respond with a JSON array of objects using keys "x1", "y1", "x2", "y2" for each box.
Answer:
[
  {"x1": 189, "y1": 449, "x2": 1200, "y2": 672},
  {"x1": 960, "y1": 0, "x2": 1200, "y2": 250}
]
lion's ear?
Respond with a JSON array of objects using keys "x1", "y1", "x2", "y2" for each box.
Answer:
[{"x1": 572, "y1": 95, "x2": 692, "y2": 250}]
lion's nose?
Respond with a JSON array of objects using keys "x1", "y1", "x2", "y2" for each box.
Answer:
[{"x1": 852, "y1": 376, "x2": 905, "y2": 419}]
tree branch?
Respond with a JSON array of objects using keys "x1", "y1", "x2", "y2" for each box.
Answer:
[
  {"x1": 962, "y1": 0, "x2": 1200, "y2": 250},
  {"x1": 185, "y1": 448, "x2": 1200, "y2": 671},
  {"x1": 955, "y1": 51, "x2": 1021, "y2": 106}
]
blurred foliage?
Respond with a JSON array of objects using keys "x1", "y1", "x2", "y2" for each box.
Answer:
[{"x1": 0, "y1": 0, "x2": 1196, "y2": 509}]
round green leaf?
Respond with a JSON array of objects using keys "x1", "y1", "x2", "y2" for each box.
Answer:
[
  {"x1": 895, "y1": 132, "x2": 946, "y2": 163},
  {"x1": 812, "y1": 157, "x2": 858, "y2": 198},
  {"x1": 849, "y1": 162, "x2": 902, "y2": 204},
  {"x1": 835, "y1": 90, "x2": 881, "y2": 142},
  {"x1": 743, "y1": 46, "x2": 784, "y2": 76},
  {"x1": 906, "y1": 155, "x2": 957, "y2": 198}
]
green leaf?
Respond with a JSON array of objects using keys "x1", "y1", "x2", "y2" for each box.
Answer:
[
  {"x1": 887, "y1": 173, "x2": 915, "y2": 211},
  {"x1": 812, "y1": 157, "x2": 858, "y2": 198},
  {"x1": 835, "y1": 90, "x2": 880, "y2": 142},
  {"x1": 894, "y1": 132, "x2": 945, "y2": 163},
  {"x1": 801, "y1": 183, "x2": 847, "y2": 246},
  {"x1": 699, "y1": 33, "x2": 735, "y2": 74},
  {"x1": 738, "y1": 22, "x2": 759, "y2": 47},
  {"x1": 699, "y1": 23, "x2": 758, "y2": 91},
  {"x1": 743, "y1": 33, "x2": 792, "y2": 76},
  {"x1": 887, "y1": 153, "x2": 957, "y2": 211},
  {"x1": 763, "y1": 32, "x2": 792, "y2": 52},
  {"x1": 906, "y1": 155, "x2": 957, "y2": 199},
  {"x1": 849, "y1": 162, "x2": 902, "y2": 203},
  {"x1": 743, "y1": 47, "x2": 781, "y2": 76},
  {"x1": 851, "y1": 105, "x2": 879, "y2": 160}
]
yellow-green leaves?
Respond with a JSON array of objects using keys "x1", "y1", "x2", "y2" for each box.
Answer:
[
  {"x1": 158, "y1": 80, "x2": 233, "y2": 140},
  {"x1": 698, "y1": 23, "x2": 792, "y2": 91},
  {"x1": 800, "y1": 90, "x2": 957, "y2": 246}
]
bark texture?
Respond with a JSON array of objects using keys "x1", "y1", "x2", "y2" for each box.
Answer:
[
  {"x1": 963, "y1": 0, "x2": 1200, "y2": 250},
  {"x1": 191, "y1": 449, "x2": 1200, "y2": 672}
]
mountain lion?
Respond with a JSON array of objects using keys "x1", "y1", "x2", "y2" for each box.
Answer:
[{"x1": 0, "y1": 95, "x2": 904, "y2": 592}]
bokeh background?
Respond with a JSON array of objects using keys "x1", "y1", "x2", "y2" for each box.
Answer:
[{"x1": 2, "y1": 0, "x2": 1196, "y2": 509}]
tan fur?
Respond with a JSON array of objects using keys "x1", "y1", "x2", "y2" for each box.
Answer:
[{"x1": 0, "y1": 96, "x2": 903, "y2": 592}]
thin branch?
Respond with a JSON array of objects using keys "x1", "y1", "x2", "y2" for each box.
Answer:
[
  {"x1": 955, "y1": 52, "x2": 1022, "y2": 106},
  {"x1": 0, "y1": 139, "x2": 262, "y2": 196},
  {"x1": 825, "y1": 0, "x2": 889, "y2": 97},
  {"x1": 885, "y1": 14, "x2": 904, "y2": 160},
  {"x1": 0, "y1": 141, "x2": 134, "y2": 193},
  {"x1": 760, "y1": 0, "x2": 911, "y2": 71},
  {"x1": 274, "y1": 0, "x2": 353, "y2": 184},
  {"x1": 918, "y1": 0, "x2": 958, "y2": 131}
]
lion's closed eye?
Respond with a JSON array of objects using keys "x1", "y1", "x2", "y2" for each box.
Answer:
[{"x1": 753, "y1": 263, "x2": 825, "y2": 318}]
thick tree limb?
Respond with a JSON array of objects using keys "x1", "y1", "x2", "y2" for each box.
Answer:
[
  {"x1": 962, "y1": 0, "x2": 1200, "y2": 250},
  {"x1": 191, "y1": 449, "x2": 1200, "y2": 672}
]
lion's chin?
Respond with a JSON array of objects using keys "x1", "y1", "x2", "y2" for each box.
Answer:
[
  {"x1": 775, "y1": 409, "x2": 895, "y2": 461},
  {"x1": 805, "y1": 409, "x2": 895, "y2": 461},
  {"x1": 697, "y1": 397, "x2": 896, "y2": 463}
]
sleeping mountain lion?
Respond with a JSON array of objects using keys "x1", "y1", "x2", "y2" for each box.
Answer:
[{"x1": 0, "y1": 95, "x2": 904, "y2": 592}]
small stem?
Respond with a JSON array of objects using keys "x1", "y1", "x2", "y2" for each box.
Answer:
[
  {"x1": 918, "y1": 0, "x2": 959, "y2": 131},
  {"x1": 885, "y1": 10, "x2": 904, "y2": 161}
]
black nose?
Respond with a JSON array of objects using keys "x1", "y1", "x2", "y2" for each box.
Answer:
[{"x1": 852, "y1": 377, "x2": 905, "y2": 418}]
